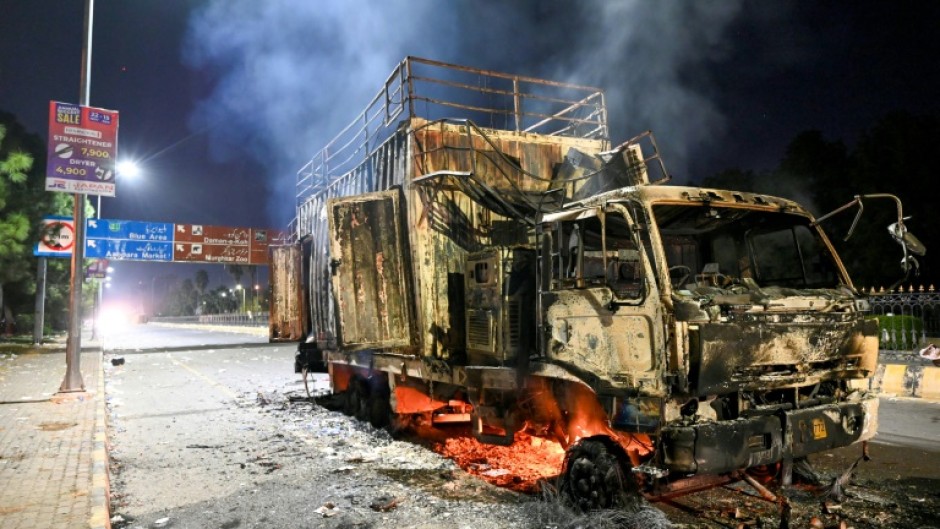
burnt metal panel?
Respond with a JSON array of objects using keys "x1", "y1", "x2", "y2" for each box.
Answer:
[
  {"x1": 545, "y1": 288, "x2": 662, "y2": 391},
  {"x1": 785, "y1": 403, "x2": 867, "y2": 458},
  {"x1": 327, "y1": 190, "x2": 414, "y2": 351},
  {"x1": 691, "y1": 314, "x2": 879, "y2": 395},
  {"x1": 661, "y1": 397, "x2": 874, "y2": 474},
  {"x1": 663, "y1": 415, "x2": 783, "y2": 474},
  {"x1": 465, "y1": 248, "x2": 537, "y2": 365},
  {"x1": 268, "y1": 244, "x2": 307, "y2": 342},
  {"x1": 411, "y1": 119, "x2": 606, "y2": 199}
]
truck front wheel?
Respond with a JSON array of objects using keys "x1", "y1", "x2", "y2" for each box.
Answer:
[{"x1": 559, "y1": 439, "x2": 632, "y2": 511}]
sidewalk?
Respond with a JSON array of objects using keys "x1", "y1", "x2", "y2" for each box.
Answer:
[{"x1": 0, "y1": 336, "x2": 109, "y2": 529}]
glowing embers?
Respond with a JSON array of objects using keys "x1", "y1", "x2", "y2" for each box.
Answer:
[
  {"x1": 420, "y1": 379, "x2": 656, "y2": 492},
  {"x1": 431, "y1": 428, "x2": 566, "y2": 492}
]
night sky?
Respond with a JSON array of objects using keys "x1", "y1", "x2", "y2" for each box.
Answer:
[{"x1": 2, "y1": 1, "x2": 939, "y2": 309}]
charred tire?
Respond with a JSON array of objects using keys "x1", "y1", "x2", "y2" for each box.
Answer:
[
  {"x1": 368, "y1": 384, "x2": 392, "y2": 428},
  {"x1": 559, "y1": 440, "x2": 631, "y2": 511}
]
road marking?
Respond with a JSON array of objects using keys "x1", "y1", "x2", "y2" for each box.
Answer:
[{"x1": 168, "y1": 354, "x2": 239, "y2": 399}]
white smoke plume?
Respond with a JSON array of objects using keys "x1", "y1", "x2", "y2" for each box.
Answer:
[{"x1": 184, "y1": 0, "x2": 759, "y2": 225}]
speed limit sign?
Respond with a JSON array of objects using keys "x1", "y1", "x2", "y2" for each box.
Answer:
[{"x1": 35, "y1": 216, "x2": 75, "y2": 257}]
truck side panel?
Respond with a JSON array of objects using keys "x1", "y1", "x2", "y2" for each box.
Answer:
[
  {"x1": 269, "y1": 244, "x2": 307, "y2": 342},
  {"x1": 328, "y1": 190, "x2": 415, "y2": 351}
]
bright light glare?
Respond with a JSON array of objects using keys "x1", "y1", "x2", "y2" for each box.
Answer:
[
  {"x1": 98, "y1": 307, "x2": 130, "y2": 333},
  {"x1": 116, "y1": 160, "x2": 140, "y2": 178}
]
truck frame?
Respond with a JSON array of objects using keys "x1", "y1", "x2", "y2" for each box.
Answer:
[{"x1": 271, "y1": 57, "x2": 883, "y2": 508}]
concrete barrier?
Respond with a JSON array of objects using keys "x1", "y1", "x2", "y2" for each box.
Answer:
[{"x1": 863, "y1": 356, "x2": 940, "y2": 400}]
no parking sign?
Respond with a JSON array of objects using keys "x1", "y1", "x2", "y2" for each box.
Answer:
[{"x1": 34, "y1": 216, "x2": 75, "y2": 257}]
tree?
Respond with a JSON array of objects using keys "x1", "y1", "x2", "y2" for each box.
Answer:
[
  {"x1": 0, "y1": 123, "x2": 32, "y2": 332},
  {"x1": 201, "y1": 286, "x2": 237, "y2": 314},
  {"x1": 0, "y1": 113, "x2": 71, "y2": 333},
  {"x1": 164, "y1": 278, "x2": 198, "y2": 316},
  {"x1": 225, "y1": 264, "x2": 244, "y2": 287},
  {"x1": 194, "y1": 269, "x2": 209, "y2": 310}
]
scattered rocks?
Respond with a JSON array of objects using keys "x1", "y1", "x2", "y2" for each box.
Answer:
[{"x1": 369, "y1": 495, "x2": 400, "y2": 512}]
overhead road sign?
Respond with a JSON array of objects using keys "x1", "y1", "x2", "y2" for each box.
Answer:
[
  {"x1": 86, "y1": 218, "x2": 172, "y2": 241},
  {"x1": 85, "y1": 239, "x2": 173, "y2": 261},
  {"x1": 173, "y1": 224, "x2": 287, "y2": 265},
  {"x1": 85, "y1": 218, "x2": 174, "y2": 262},
  {"x1": 72, "y1": 218, "x2": 283, "y2": 264},
  {"x1": 45, "y1": 101, "x2": 119, "y2": 197}
]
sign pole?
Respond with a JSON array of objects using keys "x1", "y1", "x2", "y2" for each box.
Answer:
[
  {"x1": 32, "y1": 257, "x2": 47, "y2": 345},
  {"x1": 60, "y1": 0, "x2": 94, "y2": 393}
]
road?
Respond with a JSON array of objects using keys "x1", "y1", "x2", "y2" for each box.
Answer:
[
  {"x1": 876, "y1": 397, "x2": 940, "y2": 452},
  {"x1": 100, "y1": 322, "x2": 268, "y2": 352},
  {"x1": 104, "y1": 324, "x2": 940, "y2": 529}
]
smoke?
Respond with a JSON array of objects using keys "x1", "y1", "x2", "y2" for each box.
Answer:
[
  {"x1": 563, "y1": 1, "x2": 745, "y2": 181},
  {"x1": 183, "y1": 0, "x2": 759, "y2": 225},
  {"x1": 183, "y1": 0, "x2": 454, "y2": 225}
]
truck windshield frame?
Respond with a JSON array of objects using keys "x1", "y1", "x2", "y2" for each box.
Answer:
[{"x1": 652, "y1": 204, "x2": 844, "y2": 290}]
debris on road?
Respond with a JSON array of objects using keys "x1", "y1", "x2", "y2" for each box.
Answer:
[
  {"x1": 314, "y1": 502, "x2": 339, "y2": 517},
  {"x1": 369, "y1": 495, "x2": 400, "y2": 512}
]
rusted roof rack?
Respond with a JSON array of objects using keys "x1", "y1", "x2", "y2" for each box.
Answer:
[{"x1": 294, "y1": 57, "x2": 608, "y2": 225}]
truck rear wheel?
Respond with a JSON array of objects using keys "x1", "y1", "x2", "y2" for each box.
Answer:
[
  {"x1": 559, "y1": 440, "x2": 632, "y2": 511},
  {"x1": 343, "y1": 377, "x2": 371, "y2": 421},
  {"x1": 368, "y1": 383, "x2": 392, "y2": 428}
]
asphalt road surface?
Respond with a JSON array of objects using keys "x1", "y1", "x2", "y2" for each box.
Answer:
[
  {"x1": 100, "y1": 322, "x2": 267, "y2": 352},
  {"x1": 104, "y1": 324, "x2": 940, "y2": 529}
]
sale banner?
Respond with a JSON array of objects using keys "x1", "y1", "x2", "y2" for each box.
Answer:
[{"x1": 45, "y1": 101, "x2": 119, "y2": 196}]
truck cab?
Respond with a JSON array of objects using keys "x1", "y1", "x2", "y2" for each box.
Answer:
[{"x1": 532, "y1": 186, "x2": 879, "y2": 489}]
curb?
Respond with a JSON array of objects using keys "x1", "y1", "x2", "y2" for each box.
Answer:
[
  {"x1": 88, "y1": 349, "x2": 111, "y2": 529},
  {"x1": 866, "y1": 361, "x2": 940, "y2": 400}
]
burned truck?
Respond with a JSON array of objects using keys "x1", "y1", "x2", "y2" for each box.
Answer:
[{"x1": 271, "y1": 57, "x2": 911, "y2": 507}]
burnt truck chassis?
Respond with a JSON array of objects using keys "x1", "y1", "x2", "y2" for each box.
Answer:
[{"x1": 298, "y1": 333, "x2": 878, "y2": 498}]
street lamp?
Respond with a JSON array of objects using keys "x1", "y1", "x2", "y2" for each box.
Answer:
[{"x1": 116, "y1": 160, "x2": 140, "y2": 178}]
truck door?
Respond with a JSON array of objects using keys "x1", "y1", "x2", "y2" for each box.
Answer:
[
  {"x1": 327, "y1": 190, "x2": 415, "y2": 351},
  {"x1": 269, "y1": 244, "x2": 308, "y2": 342},
  {"x1": 540, "y1": 205, "x2": 665, "y2": 389}
]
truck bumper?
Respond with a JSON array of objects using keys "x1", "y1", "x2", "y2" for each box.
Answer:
[{"x1": 660, "y1": 394, "x2": 878, "y2": 474}]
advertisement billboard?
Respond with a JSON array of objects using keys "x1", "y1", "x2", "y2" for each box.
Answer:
[{"x1": 45, "y1": 101, "x2": 119, "y2": 196}]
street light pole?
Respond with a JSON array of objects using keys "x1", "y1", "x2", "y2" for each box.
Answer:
[
  {"x1": 235, "y1": 284, "x2": 245, "y2": 314},
  {"x1": 61, "y1": 0, "x2": 94, "y2": 393}
]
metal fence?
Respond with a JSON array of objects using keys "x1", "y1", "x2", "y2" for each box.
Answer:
[
  {"x1": 866, "y1": 285, "x2": 940, "y2": 356},
  {"x1": 149, "y1": 313, "x2": 269, "y2": 327}
]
